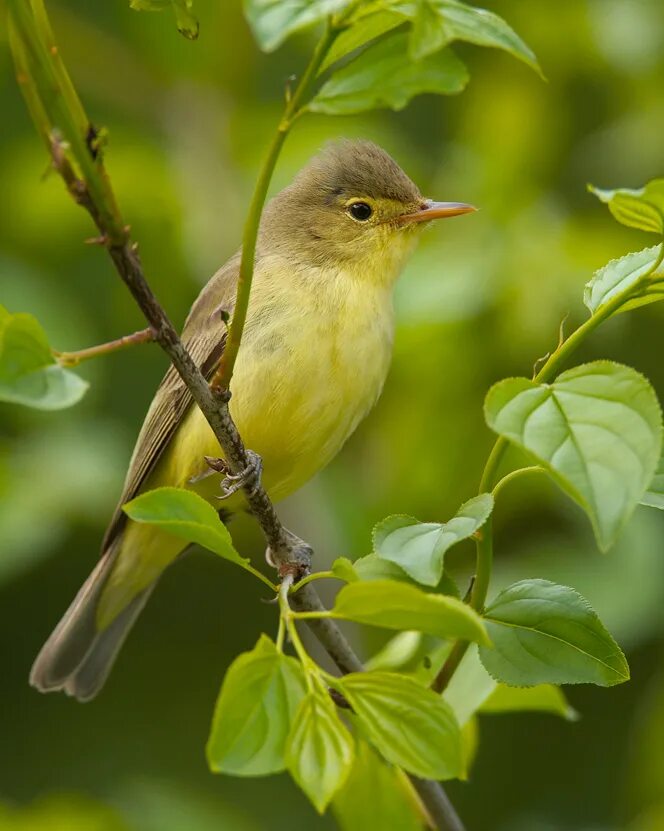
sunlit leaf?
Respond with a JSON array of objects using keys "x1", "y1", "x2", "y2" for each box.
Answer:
[
  {"x1": 406, "y1": 0, "x2": 540, "y2": 73},
  {"x1": 373, "y1": 493, "x2": 493, "y2": 586},
  {"x1": 329, "y1": 579, "x2": 490, "y2": 644},
  {"x1": 589, "y1": 179, "x2": 664, "y2": 234},
  {"x1": 331, "y1": 557, "x2": 360, "y2": 582},
  {"x1": 641, "y1": 453, "x2": 664, "y2": 510},
  {"x1": 310, "y1": 34, "x2": 468, "y2": 115},
  {"x1": 286, "y1": 689, "x2": 354, "y2": 814},
  {"x1": 583, "y1": 246, "x2": 664, "y2": 314},
  {"x1": 338, "y1": 671, "x2": 462, "y2": 779},
  {"x1": 478, "y1": 579, "x2": 630, "y2": 687},
  {"x1": 484, "y1": 361, "x2": 663, "y2": 550},
  {"x1": 124, "y1": 487, "x2": 246, "y2": 566},
  {"x1": 459, "y1": 715, "x2": 479, "y2": 780},
  {"x1": 332, "y1": 738, "x2": 425, "y2": 831},
  {"x1": 206, "y1": 635, "x2": 306, "y2": 776},
  {"x1": 0, "y1": 306, "x2": 88, "y2": 410},
  {"x1": 443, "y1": 645, "x2": 496, "y2": 726},
  {"x1": 480, "y1": 682, "x2": 578, "y2": 721},
  {"x1": 243, "y1": 0, "x2": 349, "y2": 52},
  {"x1": 130, "y1": 0, "x2": 198, "y2": 39}
]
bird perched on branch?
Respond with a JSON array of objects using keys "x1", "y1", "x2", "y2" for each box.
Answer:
[{"x1": 31, "y1": 139, "x2": 475, "y2": 700}]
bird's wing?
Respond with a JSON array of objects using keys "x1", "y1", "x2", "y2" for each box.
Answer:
[{"x1": 101, "y1": 254, "x2": 241, "y2": 550}]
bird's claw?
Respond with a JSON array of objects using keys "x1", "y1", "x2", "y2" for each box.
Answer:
[{"x1": 216, "y1": 450, "x2": 263, "y2": 500}]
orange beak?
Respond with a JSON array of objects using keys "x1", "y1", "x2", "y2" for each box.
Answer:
[{"x1": 398, "y1": 200, "x2": 477, "y2": 225}]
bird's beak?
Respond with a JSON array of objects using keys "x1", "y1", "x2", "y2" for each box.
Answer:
[{"x1": 397, "y1": 200, "x2": 477, "y2": 225}]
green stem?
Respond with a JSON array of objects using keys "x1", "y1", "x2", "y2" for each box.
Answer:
[
  {"x1": 491, "y1": 465, "x2": 545, "y2": 500},
  {"x1": 290, "y1": 570, "x2": 335, "y2": 591},
  {"x1": 290, "y1": 610, "x2": 333, "y2": 621},
  {"x1": 434, "y1": 240, "x2": 664, "y2": 694},
  {"x1": 212, "y1": 19, "x2": 342, "y2": 390}
]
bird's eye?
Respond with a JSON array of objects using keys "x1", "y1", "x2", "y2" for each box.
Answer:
[{"x1": 348, "y1": 201, "x2": 373, "y2": 221}]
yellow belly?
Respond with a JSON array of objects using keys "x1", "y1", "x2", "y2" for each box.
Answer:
[{"x1": 98, "y1": 270, "x2": 394, "y2": 626}]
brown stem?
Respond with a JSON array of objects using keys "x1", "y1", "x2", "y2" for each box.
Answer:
[{"x1": 54, "y1": 326, "x2": 156, "y2": 366}]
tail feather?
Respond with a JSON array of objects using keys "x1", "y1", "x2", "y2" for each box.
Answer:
[{"x1": 30, "y1": 541, "x2": 154, "y2": 701}]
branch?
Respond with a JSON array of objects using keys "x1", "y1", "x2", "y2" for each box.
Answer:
[
  {"x1": 54, "y1": 326, "x2": 156, "y2": 367},
  {"x1": 9, "y1": 3, "x2": 465, "y2": 827}
]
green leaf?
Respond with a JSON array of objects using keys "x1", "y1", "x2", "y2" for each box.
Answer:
[
  {"x1": 641, "y1": 453, "x2": 664, "y2": 509},
  {"x1": 286, "y1": 689, "x2": 354, "y2": 814},
  {"x1": 352, "y1": 553, "x2": 413, "y2": 582},
  {"x1": 478, "y1": 579, "x2": 630, "y2": 687},
  {"x1": 332, "y1": 738, "x2": 424, "y2": 831},
  {"x1": 243, "y1": 0, "x2": 349, "y2": 52},
  {"x1": 407, "y1": 0, "x2": 540, "y2": 73},
  {"x1": 589, "y1": 179, "x2": 664, "y2": 234},
  {"x1": 443, "y1": 645, "x2": 497, "y2": 726},
  {"x1": 337, "y1": 671, "x2": 462, "y2": 780},
  {"x1": 0, "y1": 306, "x2": 88, "y2": 410},
  {"x1": 373, "y1": 493, "x2": 493, "y2": 586},
  {"x1": 320, "y1": 8, "x2": 408, "y2": 73},
  {"x1": 480, "y1": 683, "x2": 578, "y2": 721},
  {"x1": 124, "y1": 487, "x2": 247, "y2": 567},
  {"x1": 484, "y1": 361, "x2": 663, "y2": 550},
  {"x1": 206, "y1": 635, "x2": 306, "y2": 776},
  {"x1": 329, "y1": 579, "x2": 490, "y2": 644},
  {"x1": 331, "y1": 557, "x2": 360, "y2": 582},
  {"x1": 583, "y1": 246, "x2": 664, "y2": 314},
  {"x1": 310, "y1": 34, "x2": 469, "y2": 115},
  {"x1": 130, "y1": 0, "x2": 198, "y2": 39}
]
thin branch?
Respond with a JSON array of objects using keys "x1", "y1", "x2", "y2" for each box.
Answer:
[{"x1": 54, "y1": 326, "x2": 156, "y2": 366}]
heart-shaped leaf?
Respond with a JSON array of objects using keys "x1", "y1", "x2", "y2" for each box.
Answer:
[
  {"x1": 373, "y1": 493, "x2": 493, "y2": 586},
  {"x1": 207, "y1": 635, "x2": 306, "y2": 776},
  {"x1": 484, "y1": 361, "x2": 662, "y2": 549},
  {"x1": 478, "y1": 579, "x2": 629, "y2": 687}
]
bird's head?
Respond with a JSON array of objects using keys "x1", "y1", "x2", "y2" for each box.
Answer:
[{"x1": 260, "y1": 140, "x2": 475, "y2": 285}]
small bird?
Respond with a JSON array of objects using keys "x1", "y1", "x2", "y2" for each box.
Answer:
[{"x1": 30, "y1": 140, "x2": 475, "y2": 700}]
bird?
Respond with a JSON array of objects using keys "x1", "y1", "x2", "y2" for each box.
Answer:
[{"x1": 30, "y1": 139, "x2": 475, "y2": 701}]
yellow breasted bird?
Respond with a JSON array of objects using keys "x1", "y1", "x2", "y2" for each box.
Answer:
[{"x1": 30, "y1": 140, "x2": 475, "y2": 700}]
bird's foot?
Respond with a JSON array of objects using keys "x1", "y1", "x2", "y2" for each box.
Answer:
[{"x1": 211, "y1": 450, "x2": 263, "y2": 500}]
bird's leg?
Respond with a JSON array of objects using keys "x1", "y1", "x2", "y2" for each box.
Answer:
[{"x1": 207, "y1": 450, "x2": 264, "y2": 499}]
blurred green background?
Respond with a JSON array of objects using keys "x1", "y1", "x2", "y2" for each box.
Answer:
[{"x1": 1, "y1": 1, "x2": 664, "y2": 829}]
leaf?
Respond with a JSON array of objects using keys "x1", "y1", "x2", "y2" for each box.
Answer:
[
  {"x1": 352, "y1": 553, "x2": 413, "y2": 582},
  {"x1": 338, "y1": 671, "x2": 462, "y2": 780},
  {"x1": 407, "y1": 0, "x2": 540, "y2": 73},
  {"x1": 124, "y1": 487, "x2": 247, "y2": 567},
  {"x1": 641, "y1": 453, "x2": 664, "y2": 510},
  {"x1": 331, "y1": 557, "x2": 360, "y2": 582},
  {"x1": 310, "y1": 34, "x2": 469, "y2": 115},
  {"x1": 130, "y1": 0, "x2": 198, "y2": 39},
  {"x1": 206, "y1": 635, "x2": 307, "y2": 776},
  {"x1": 589, "y1": 179, "x2": 664, "y2": 234},
  {"x1": 459, "y1": 716, "x2": 479, "y2": 780},
  {"x1": 0, "y1": 306, "x2": 88, "y2": 410},
  {"x1": 443, "y1": 644, "x2": 497, "y2": 726},
  {"x1": 329, "y1": 579, "x2": 490, "y2": 644},
  {"x1": 484, "y1": 361, "x2": 663, "y2": 550},
  {"x1": 332, "y1": 738, "x2": 425, "y2": 831},
  {"x1": 286, "y1": 689, "x2": 354, "y2": 814},
  {"x1": 480, "y1": 683, "x2": 578, "y2": 721},
  {"x1": 243, "y1": 0, "x2": 349, "y2": 52},
  {"x1": 583, "y1": 246, "x2": 664, "y2": 314},
  {"x1": 478, "y1": 579, "x2": 630, "y2": 687},
  {"x1": 373, "y1": 494, "x2": 493, "y2": 586},
  {"x1": 320, "y1": 8, "x2": 408, "y2": 72}
]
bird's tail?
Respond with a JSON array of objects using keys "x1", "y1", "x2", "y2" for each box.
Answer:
[{"x1": 30, "y1": 540, "x2": 155, "y2": 702}]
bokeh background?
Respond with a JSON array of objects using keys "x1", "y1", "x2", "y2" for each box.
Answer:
[{"x1": 1, "y1": 0, "x2": 664, "y2": 829}]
